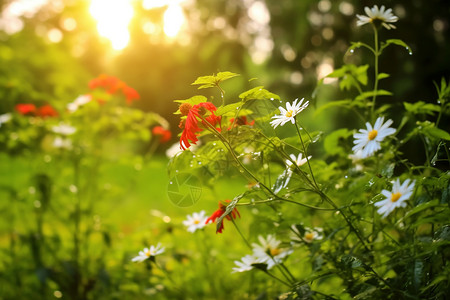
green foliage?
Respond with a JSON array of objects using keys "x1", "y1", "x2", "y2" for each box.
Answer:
[{"x1": 191, "y1": 71, "x2": 240, "y2": 89}]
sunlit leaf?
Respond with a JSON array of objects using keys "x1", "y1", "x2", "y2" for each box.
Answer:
[
  {"x1": 239, "y1": 86, "x2": 280, "y2": 102},
  {"x1": 191, "y1": 72, "x2": 239, "y2": 89},
  {"x1": 215, "y1": 102, "x2": 242, "y2": 116}
]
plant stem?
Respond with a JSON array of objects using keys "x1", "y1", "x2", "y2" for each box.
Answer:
[
  {"x1": 294, "y1": 118, "x2": 319, "y2": 190},
  {"x1": 370, "y1": 23, "x2": 380, "y2": 122},
  {"x1": 231, "y1": 218, "x2": 252, "y2": 250},
  {"x1": 260, "y1": 270, "x2": 291, "y2": 287}
]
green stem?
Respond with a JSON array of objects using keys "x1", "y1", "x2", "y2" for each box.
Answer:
[
  {"x1": 371, "y1": 23, "x2": 380, "y2": 122},
  {"x1": 231, "y1": 218, "x2": 252, "y2": 250},
  {"x1": 260, "y1": 269, "x2": 291, "y2": 287},
  {"x1": 216, "y1": 83, "x2": 225, "y2": 107},
  {"x1": 294, "y1": 118, "x2": 319, "y2": 189},
  {"x1": 320, "y1": 192, "x2": 371, "y2": 252},
  {"x1": 236, "y1": 197, "x2": 336, "y2": 211}
]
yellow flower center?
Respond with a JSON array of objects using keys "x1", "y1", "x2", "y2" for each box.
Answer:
[
  {"x1": 368, "y1": 129, "x2": 378, "y2": 140},
  {"x1": 270, "y1": 248, "x2": 281, "y2": 257},
  {"x1": 145, "y1": 250, "x2": 152, "y2": 257},
  {"x1": 304, "y1": 232, "x2": 314, "y2": 241},
  {"x1": 390, "y1": 192, "x2": 402, "y2": 202},
  {"x1": 194, "y1": 219, "x2": 200, "y2": 224},
  {"x1": 285, "y1": 110, "x2": 294, "y2": 118}
]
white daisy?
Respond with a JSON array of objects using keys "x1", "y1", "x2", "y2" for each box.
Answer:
[
  {"x1": 270, "y1": 98, "x2": 309, "y2": 129},
  {"x1": 374, "y1": 178, "x2": 415, "y2": 218},
  {"x1": 290, "y1": 225, "x2": 323, "y2": 244},
  {"x1": 52, "y1": 123, "x2": 77, "y2": 135},
  {"x1": 352, "y1": 117, "x2": 396, "y2": 158},
  {"x1": 252, "y1": 234, "x2": 293, "y2": 269},
  {"x1": 0, "y1": 113, "x2": 12, "y2": 127},
  {"x1": 182, "y1": 210, "x2": 208, "y2": 233},
  {"x1": 302, "y1": 227, "x2": 323, "y2": 243},
  {"x1": 131, "y1": 244, "x2": 165, "y2": 262},
  {"x1": 356, "y1": 5, "x2": 398, "y2": 30},
  {"x1": 67, "y1": 94, "x2": 92, "y2": 112},
  {"x1": 232, "y1": 254, "x2": 265, "y2": 273}
]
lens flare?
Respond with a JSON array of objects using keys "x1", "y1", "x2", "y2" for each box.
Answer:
[
  {"x1": 89, "y1": 0, "x2": 134, "y2": 50},
  {"x1": 163, "y1": 4, "x2": 184, "y2": 38}
]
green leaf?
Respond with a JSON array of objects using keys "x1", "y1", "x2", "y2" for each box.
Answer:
[
  {"x1": 238, "y1": 86, "x2": 280, "y2": 102},
  {"x1": 323, "y1": 128, "x2": 352, "y2": 155},
  {"x1": 341, "y1": 255, "x2": 364, "y2": 269},
  {"x1": 314, "y1": 99, "x2": 352, "y2": 116},
  {"x1": 423, "y1": 126, "x2": 450, "y2": 141},
  {"x1": 215, "y1": 71, "x2": 240, "y2": 82},
  {"x1": 395, "y1": 200, "x2": 441, "y2": 225},
  {"x1": 355, "y1": 90, "x2": 393, "y2": 102},
  {"x1": 191, "y1": 72, "x2": 239, "y2": 89},
  {"x1": 325, "y1": 64, "x2": 369, "y2": 90},
  {"x1": 404, "y1": 101, "x2": 440, "y2": 116},
  {"x1": 377, "y1": 73, "x2": 390, "y2": 80},
  {"x1": 380, "y1": 39, "x2": 412, "y2": 54},
  {"x1": 380, "y1": 163, "x2": 395, "y2": 179},
  {"x1": 215, "y1": 102, "x2": 242, "y2": 116}
]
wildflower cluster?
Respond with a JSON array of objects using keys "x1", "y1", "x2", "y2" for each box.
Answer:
[{"x1": 159, "y1": 5, "x2": 449, "y2": 299}]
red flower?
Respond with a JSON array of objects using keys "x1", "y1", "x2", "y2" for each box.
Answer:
[
  {"x1": 89, "y1": 74, "x2": 121, "y2": 93},
  {"x1": 15, "y1": 104, "x2": 36, "y2": 115},
  {"x1": 89, "y1": 74, "x2": 140, "y2": 105},
  {"x1": 152, "y1": 126, "x2": 172, "y2": 143},
  {"x1": 36, "y1": 104, "x2": 58, "y2": 118},
  {"x1": 122, "y1": 86, "x2": 140, "y2": 104},
  {"x1": 228, "y1": 116, "x2": 255, "y2": 130},
  {"x1": 179, "y1": 102, "x2": 221, "y2": 150},
  {"x1": 205, "y1": 200, "x2": 240, "y2": 233}
]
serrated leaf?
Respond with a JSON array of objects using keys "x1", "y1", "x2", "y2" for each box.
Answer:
[
  {"x1": 215, "y1": 102, "x2": 243, "y2": 116},
  {"x1": 191, "y1": 72, "x2": 239, "y2": 89},
  {"x1": 239, "y1": 86, "x2": 280, "y2": 102},
  {"x1": 341, "y1": 255, "x2": 364, "y2": 269}
]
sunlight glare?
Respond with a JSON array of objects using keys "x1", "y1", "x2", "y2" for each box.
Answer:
[
  {"x1": 163, "y1": 4, "x2": 184, "y2": 38},
  {"x1": 89, "y1": 0, "x2": 134, "y2": 50}
]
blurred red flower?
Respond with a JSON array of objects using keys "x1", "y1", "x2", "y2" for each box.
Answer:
[
  {"x1": 15, "y1": 104, "x2": 36, "y2": 115},
  {"x1": 179, "y1": 102, "x2": 221, "y2": 150},
  {"x1": 228, "y1": 116, "x2": 255, "y2": 130},
  {"x1": 205, "y1": 200, "x2": 240, "y2": 233},
  {"x1": 37, "y1": 104, "x2": 58, "y2": 118},
  {"x1": 152, "y1": 126, "x2": 172, "y2": 143},
  {"x1": 89, "y1": 74, "x2": 140, "y2": 104}
]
